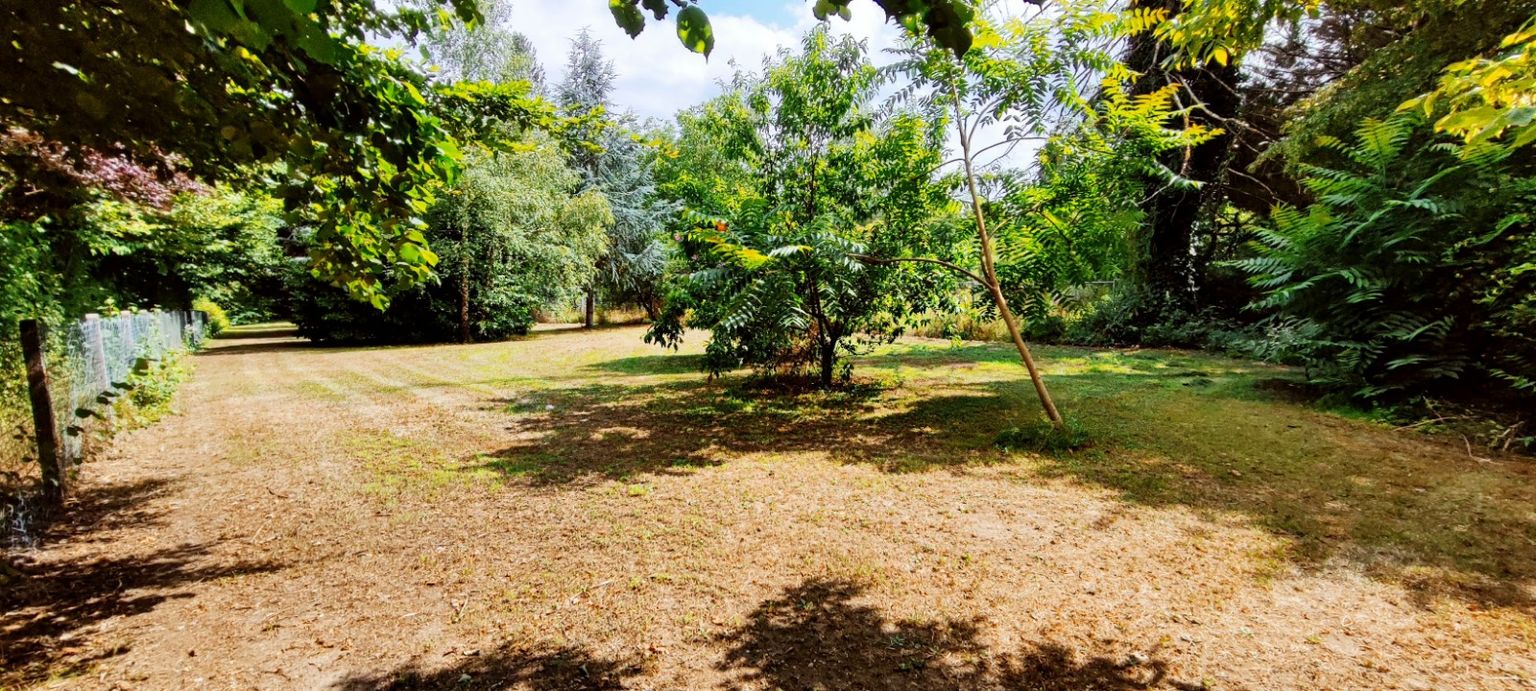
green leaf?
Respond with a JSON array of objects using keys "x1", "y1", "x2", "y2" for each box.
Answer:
[
  {"x1": 609, "y1": 0, "x2": 645, "y2": 38},
  {"x1": 676, "y1": 6, "x2": 714, "y2": 58},
  {"x1": 640, "y1": 0, "x2": 669, "y2": 20}
]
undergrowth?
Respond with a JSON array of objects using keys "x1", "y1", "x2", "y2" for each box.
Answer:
[{"x1": 995, "y1": 418, "x2": 1092, "y2": 453}]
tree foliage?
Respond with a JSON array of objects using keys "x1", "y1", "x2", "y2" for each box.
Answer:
[
  {"x1": 593, "y1": 128, "x2": 678, "y2": 316},
  {"x1": 608, "y1": 0, "x2": 985, "y2": 58},
  {"x1": 1, "y1": 0, "x2": 555, "y2": 305},
  {"x1": 289, "y1": 143, "x2": 610, "y2": 342},
  {"x1": 1403, "y1": 17, "x2": 1536, "y2": 151},
  {"x1": 649, "y1": 29, "x2": 962, "y2": 386},
  {"x1": 1235, "y1": 115, "x2": 1536, "y2": 404},
  {"x1": 418, "y1": 0, "x2": 546, "y2": 88}
]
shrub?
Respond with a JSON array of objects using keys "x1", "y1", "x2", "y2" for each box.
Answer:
[
  {"x1": 114, "y1": 352, "x2": 191, "y2": 427},
  {"x1": 191, "y1": 297, "x2": 229, "y2": 334},
  {"x1": 1234, "y1": 115, "x2": 1536, "y2": 405}
]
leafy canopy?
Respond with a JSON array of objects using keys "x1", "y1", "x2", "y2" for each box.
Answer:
[
  {"x1": 649, "y1": 29, "x2": 963, "y2": 385},
  {"x1": 1, "y1": 0, "x2": 555, "y2": 306},
  {"x1": 607, "y1": 0, "x2": 987, "y2": 58}
]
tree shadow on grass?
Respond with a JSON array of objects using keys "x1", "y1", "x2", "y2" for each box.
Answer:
[
  {"x1": 327, "y1": 578, "x2": 1182, "y2": 690},
  {"x1": 716, "y1": 577, "x2": 1190, "y2": 690},
  {"x1": 479, "y1": 344, "x2": 1536, "y2": 613},
  {"x1": 1, "y1": 482, "x2": 285, "y2": 686},
  {"x1": 587, "y1": 353, "x2": 708, "y2": 376},
  {"x1": 29, "y1": 477, "x2": 176, "y2": 544},
  {"x1": 467, "y1": 375, "x2": 999, "y2": 487},
  {"x1": 1010, "y1": 368, "x2": 1536, "y2": 612},
  {"x1": 329, "y1": 643, "x2": 647, "y2": 690},
  {"x1": 3, "y1": 479, "x2": 287, "y2": 684}
]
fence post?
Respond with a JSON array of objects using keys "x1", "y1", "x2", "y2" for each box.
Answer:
[{"x1": 19, "y1": 319, "x2": 65, "y2": 508}]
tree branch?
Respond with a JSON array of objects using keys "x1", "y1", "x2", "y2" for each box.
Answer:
[{"x1": 849, "y1": 253, "x2": 988, "y2": 286}]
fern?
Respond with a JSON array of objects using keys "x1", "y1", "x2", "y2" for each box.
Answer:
[{"x1": 1235, "y1": 113, "x2": 1536, "y2": 405}]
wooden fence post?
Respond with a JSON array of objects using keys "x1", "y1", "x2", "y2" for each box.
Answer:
[{"x1": 19, "y1": 319, "x2": 65, "y2": 508}]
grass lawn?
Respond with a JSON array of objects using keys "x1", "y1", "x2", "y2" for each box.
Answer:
[{"x1": 2, "y1": 323, "x2": 1532, "y2": 689}]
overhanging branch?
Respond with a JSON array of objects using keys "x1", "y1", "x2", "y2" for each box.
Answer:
[{"x1": 849, "y1": 253, "x2": 988, "y2": 286}]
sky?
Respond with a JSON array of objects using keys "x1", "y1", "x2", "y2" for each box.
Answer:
[
  {"x1": 501, "y1": 0, "x2": 1051, "y2": 169},
  {"x1": 508, "y1": 1, "x2": 903, "y2": 121}
]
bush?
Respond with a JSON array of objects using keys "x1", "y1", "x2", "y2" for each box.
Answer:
[
  {"x1": 1235, "y1": 115, "x2": 1536, "y2": 405},
  {"x1": 106, "y1": 351, "x2": 192, "y2": 428},
  {"x1": 191, "y1": 297, "x2": 230, "y2": 334},
  {"x1": 908, "y1": 308, "x2": 1008, "y2": 342}
]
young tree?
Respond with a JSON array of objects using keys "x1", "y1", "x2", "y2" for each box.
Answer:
[
  {"x1": 649, "y1": 29, "x2": 964, "y2": 387},
  {"x1": 878, "y1": 3, "x2": 1218, "y2": 427}
]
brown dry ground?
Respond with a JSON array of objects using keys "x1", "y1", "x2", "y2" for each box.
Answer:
[{"x1": 3, "y1": 323, "x2": 1534, "y2": 690}]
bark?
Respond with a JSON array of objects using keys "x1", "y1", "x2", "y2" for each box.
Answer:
[
  {"x1": 458, "y1": 257, "x2": 471, "y2": 344},
  {"x1": 952, "y1": 92, "x2": 1064, "y2": 428},
  {"x1": 818, "y1": 339, "x2": 836, "y2": 389},
  {"x1": 1127, "y1": 0, "x2": 1241, "y2": 317},
  {"x1": 583, "y1": 288, "x2": 595, "y2": 329}
]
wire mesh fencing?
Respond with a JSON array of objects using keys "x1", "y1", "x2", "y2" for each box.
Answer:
[
  {"x1": 3, "y1": 310, "x2": 204, "y2": 538},
  {"x1": 42, "y1": 310, "x2": 207, "y2": 470}
]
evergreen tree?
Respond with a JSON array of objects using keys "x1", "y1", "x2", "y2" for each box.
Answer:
[
  {"x1": 593, "y1": 126, "x2": 677, "y2": 318},
  {"x1": 557, "y1": 29, "x2": 619, "y2": 326}
]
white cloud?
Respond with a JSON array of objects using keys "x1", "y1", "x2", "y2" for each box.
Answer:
[
  {"x1": 506, "y1": 2, "x2": 1037, "y2": 170},
  {"x1": 511, "y1": 1, "x2": 901, "y2": 120}
]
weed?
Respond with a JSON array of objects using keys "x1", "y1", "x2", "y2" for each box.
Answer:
[{"x1": 995, "y1": 418, "x2": 1092, "y2": 453}]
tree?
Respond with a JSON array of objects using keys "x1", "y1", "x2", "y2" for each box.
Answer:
[
  {"x1": 1122, "y1": 0, "x2": 1241, "y2": 321},
  {"x1": 1, "y1": 0, "x2": 993, "y2": 310},
  {"x1": 288, "y1": 142, "x2": 611, "y2": 343},
  {"x1": 880, "y1": 4, "x2": 1160, "y2": 426},
  {"x1": 649, "y1": 29, "x2": 963, "y2": 387},
  {"x1": 417, "y1": 0, "x2": 559, "y2": 339},
  {"x1": 557, "y1": 30, "x2": 621, "y2": 328},
  {"x1": 593, "y1": 127, "x2": 678, "y2": 319},
  {"x1": 0, "y1": 0, "x2": 553, "y2": 306},
  {"x1": 419, "y1": 0, "x2": 546, "y2": 89}
]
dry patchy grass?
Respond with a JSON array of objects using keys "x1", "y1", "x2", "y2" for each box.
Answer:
[{"x1": 2, "y1": 324, "x2": 1533, "y2": 689}]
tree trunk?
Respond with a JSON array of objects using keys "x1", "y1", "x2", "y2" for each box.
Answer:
[
  {"x1": 458, "y1": 251, "x2": 472, "y2": 344},
  {"x1": 818, "y1": 339, "x2": 836, "y2": 389},
  {"x1": 1127, "y1": 0, "x2": 1241, "y2": 318},
  {"x1": 952, "y1": 91, "x2": 1065, "y2": 428},
  {"x1": 583, "y1": 288, "x2": 595, "y2": 329},
  {"x1": 458, "y1": 218, "x2": 472, "y2": 344}
]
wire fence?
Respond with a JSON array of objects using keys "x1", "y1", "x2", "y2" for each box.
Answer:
[
  {"x1": 48, "y1": 310, "x2": 207, "y2": 465},
  {"x1": 3, "y1": 310, "x2": 205, "y2": 541}
]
